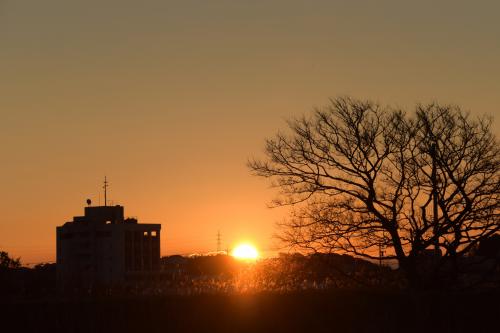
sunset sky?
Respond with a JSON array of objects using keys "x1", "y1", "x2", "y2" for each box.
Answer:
[{"x1": 1, "y1": 0, "x2": 499, "y2": 263}]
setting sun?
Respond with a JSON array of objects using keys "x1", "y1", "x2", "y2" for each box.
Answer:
[{"x1": 231, "y1": 243, "x2": 259, "y2": 260}]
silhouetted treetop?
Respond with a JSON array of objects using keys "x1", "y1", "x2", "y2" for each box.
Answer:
[{"x1": 0, "y1": 251, "x2": 21, "y2": 269}]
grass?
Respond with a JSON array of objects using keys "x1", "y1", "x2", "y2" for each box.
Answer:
[{"x1": 1, "y1": 289, "x2": 499, "y2": 333}]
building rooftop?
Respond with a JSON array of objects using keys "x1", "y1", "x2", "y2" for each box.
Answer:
[{"x1": 65, "y1": 205, "x2": 142, "y2": 226}]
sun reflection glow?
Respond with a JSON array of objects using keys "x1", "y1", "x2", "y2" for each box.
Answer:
[{"x1": 232, "y1": 243, "x2": 259, "y2": 260}]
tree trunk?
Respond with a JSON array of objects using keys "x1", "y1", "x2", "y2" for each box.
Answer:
[{"x1": 398, "y1": 256, "x2": 422, "y2": 289}]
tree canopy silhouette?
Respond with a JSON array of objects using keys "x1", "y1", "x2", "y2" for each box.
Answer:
[
  {"x1": 249, "y1": 97, "x2": 500, "y2": 287},
  {"x1": 0, "y1": 251, "x2": 20, "y2": 270}
]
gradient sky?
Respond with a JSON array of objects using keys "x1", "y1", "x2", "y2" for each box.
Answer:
[{"x1": 1, "y1": 0, "x2": 499, "y2": 263}]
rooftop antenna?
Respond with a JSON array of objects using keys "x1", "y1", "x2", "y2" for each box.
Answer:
[{"x1": 103, "y1": 176, "x2": 109, "y2": 207}]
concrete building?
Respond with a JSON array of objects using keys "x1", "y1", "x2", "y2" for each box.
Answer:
[{"x1": 56, "y1": 204, "x2": 161, "y2": 290}]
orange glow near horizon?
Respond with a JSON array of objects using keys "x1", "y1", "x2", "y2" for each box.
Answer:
[{"x1": 232, "y1": 243, "x2": 259, "y2": 260}]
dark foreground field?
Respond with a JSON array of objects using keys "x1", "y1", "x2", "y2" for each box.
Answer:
[{"x1": 1, "y1": 290, "x2": 499, "y2": 333}]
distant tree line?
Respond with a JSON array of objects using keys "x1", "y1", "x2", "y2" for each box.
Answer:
[{"x1": 0, "y1": 251, "x2": 56, "y2": 300}]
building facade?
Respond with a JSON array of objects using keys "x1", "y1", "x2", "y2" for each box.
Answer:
[{"x1": 56, "y1": 204, "x2": 161, "y2": 289}]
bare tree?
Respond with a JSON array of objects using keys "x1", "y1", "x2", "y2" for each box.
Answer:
[{"x1": 249, "y1": 97, "x2": 500, "y2": 287}]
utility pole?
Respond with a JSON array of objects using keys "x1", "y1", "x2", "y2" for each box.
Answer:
[
  {"x1": 378, "y1": 240, "x2": 384, "y2": 285},
  {"x1": 379, "y1": 242, "x2": 384, "y2": 268},
  {"x1": 430, "y1": 143, "x2": 439, "y2": 256},
  {"x1": 103, "y1": 176, "x2": 109, "y2": 207}
]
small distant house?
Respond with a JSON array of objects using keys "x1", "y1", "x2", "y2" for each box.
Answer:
[{"x1": 56, "y1": 204, "x2": 161, "y2": 290}]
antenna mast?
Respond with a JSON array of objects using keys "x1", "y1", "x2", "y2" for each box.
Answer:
[{"x1": 103, "y1": 176, "x2": 109, "y2": 207}]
